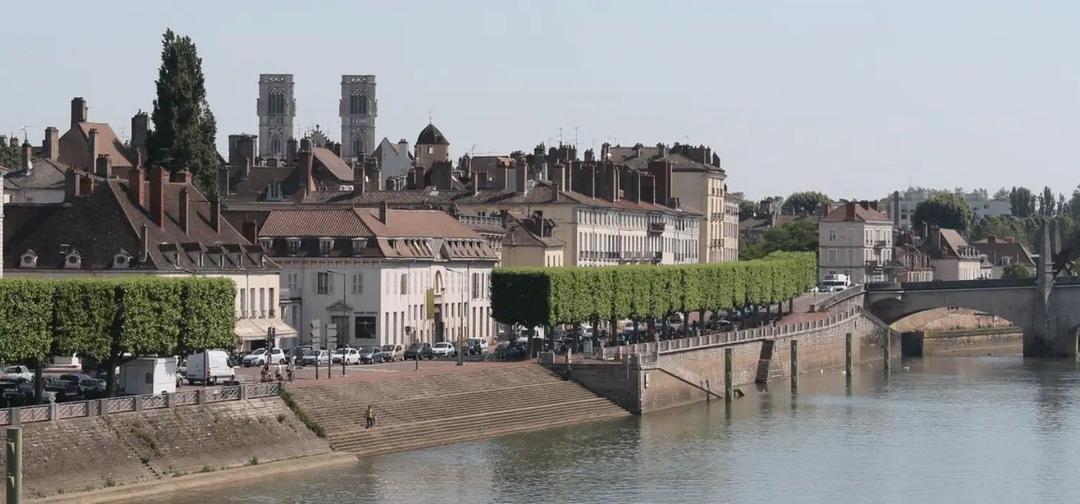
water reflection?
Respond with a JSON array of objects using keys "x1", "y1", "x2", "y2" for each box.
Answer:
[{"x1": 150, "y1": 355, "x2": 1080, "y2": 504}]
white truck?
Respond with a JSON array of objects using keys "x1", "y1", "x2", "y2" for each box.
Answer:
[
  {"x1": 119, "y1": 357, "x2": 178, "y2": 395},
  {"x1": 185, "y1": 350, "x2": 235, "y2": 385},
  {"x1": 821, "y1": 273, "x2": 852, "y2": 292}
]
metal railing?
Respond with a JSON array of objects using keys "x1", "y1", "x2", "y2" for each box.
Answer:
[{"x1": 0, "y1": 383, "x2": 282, "y2": 427}]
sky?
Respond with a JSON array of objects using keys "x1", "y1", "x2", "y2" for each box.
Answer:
[{"x1": 3, "y1": 0, "x2": 1080, "y2": 201}]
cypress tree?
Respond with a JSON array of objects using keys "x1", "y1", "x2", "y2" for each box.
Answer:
[{"x1": 145, "y1": 29, "x2": 220, "y2": 196}]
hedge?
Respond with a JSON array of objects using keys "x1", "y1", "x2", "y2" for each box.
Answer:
[
  {"x1": 491, "y1": 251, "x2": 817, "y2": 326},
  {"x1": 0, "y1": 277, "x2": 236, "y2": 366}
]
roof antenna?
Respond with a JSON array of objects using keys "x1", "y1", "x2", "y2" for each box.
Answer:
[{"x1": 428, "y1": 109, "x2": 432, "y2": 125}]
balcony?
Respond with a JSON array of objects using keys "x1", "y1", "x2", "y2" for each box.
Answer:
[{"x1": 647, "y1": 222, "x2": 666, "y2": 235}]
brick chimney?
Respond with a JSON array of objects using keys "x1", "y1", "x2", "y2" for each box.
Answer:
[
  {"x1": 78, "y1": 173, "x2": 95, "y2": 195},
  {"x1": 21, "y1": 141, "x2": 32, "y2": 171},
  {"x1": 514, "y1": 160, "x2": 527, "y2": 196},
  {"x1": 353, "y1": 156, "x2": 366, "y2": 196},
  {"x1": 174, "y1": 170, "x2": 193, "y2": 185},
  {"x1": 627, "y1": 170, "x2": 641, "y2": 203},
  {"x1": 583, "y1": 149, "x2": 595, "y2": 163},
  {"x1": 64, "y1": 168, "x2": 81, "y2": 201},
  {"x1": 640, "y1": 173, "x2": 656, "y2": 204},
  {"x1": 95, "y1": 154, "x2": 111, "y2": 178},
  {"x1": 600, "y1": 143, "x2": 610, "y2": 161},
  {"x1": 647, "y1": 159, "x2": 672, "y2": 206},
  {"x1": 150, "y1": 165, "x2": 167, "y2": 227},
  {"x1": 130, "y1": 111, "x2": 149, "y2": 150},
  {"x1": 365, "y1": 156, "x2": 381, "y2": 191},
  {"x1": 128, "y1": 166, "x2": 146, "y2": 208},
  {"x1": 286, "y1": 138, "x2": 298, "y2": 165},
  {"x1": 299, "y1": 138, "x2": 314, "y2": 196},
  {"x1": 43, "y1": 127, "x2": 59, "y2": 161},
  {"x1": 70, "y1": 97, "x2": 87, "y2": 129},
  {"x1": 242, "y1": 220, "x2": 258, "y2": 243},
  {"x1": 432, "y1": 161, "x2": 454, "y2": 191},
  {"x1": 179, "y1": 187, "x2": 190, "y2": 234},
  {"x1": 379, "y1": 201, "x2": 389, "y2": 225},
  {"x1": 210, "y1": 196, "x2": 221, "y2": 234},
  {"x1": 87, "y1": 128, "x2": 99, "y2": 171}
]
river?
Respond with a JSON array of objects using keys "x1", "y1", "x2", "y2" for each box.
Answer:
[{"x1": 151, "y1": 354, "x2": 1080, "y2": 503}]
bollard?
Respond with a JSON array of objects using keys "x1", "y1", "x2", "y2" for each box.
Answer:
[
  {"x1": 845, "y1": 332, "x2": 853, "y2": 376},
  {"x1": 790, "y1": 339, "x2": 799, "y2": 391},
  {"x1": 883, "y1": 330, "x2": 891, "y2": 374},
  {"x1": 724, "y1": 348, "x2": 733, "y2": 406},
  {"x1": 6, "y1": 427, "x2": 21, "y2": 504}
]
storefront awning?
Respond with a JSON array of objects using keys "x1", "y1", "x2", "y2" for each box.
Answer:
[{"x1": 235, "y1": 318, "x2": 300, "y2": 341}]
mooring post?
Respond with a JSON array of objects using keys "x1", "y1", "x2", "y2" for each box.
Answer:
[
  {"x1": 883, "y1": 330, "x2": 891, "y2": 374},
  {"x1": 724, "y1": 348, "x2": 733, "y2": 406},
  {"x1": 7, "y1": 427, "x2": 21, "y2": 504},
  {"x1": 790, "y1": 339, "x2": 799, "y2": 391},
  {"x1": 845, "y1": 332, "x2": 853, "y2": 376}
]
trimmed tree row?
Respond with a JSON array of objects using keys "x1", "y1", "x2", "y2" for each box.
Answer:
[
  {"x1": 0, "y1": 277, "x2": 235, "y2": 397},
  {"x1": 491, "y1": 252, "x2": 816, "y2": 327}
]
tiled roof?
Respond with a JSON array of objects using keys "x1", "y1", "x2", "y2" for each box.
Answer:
[
  {"x1": 821, "y1": 203, "x2": 891, "y2": 223},
  {"x1": 259, "y1": 209, "x2": 373, "y2": 237},
  {"x1": 76, "y1": 122, "x2": 135, "y2": 167},
  {"x1": 607, "y1": 145, "x2": 724, "y2": 176},
  {"x1": 417, "y1": 124, "x2": 449, "y2": 146},
  {"x1": 4, "y1": 158, "x2": 70, "y2": 190},
  {"x1": 311, "y1": 147, "x2": 353, "y2": 182}
]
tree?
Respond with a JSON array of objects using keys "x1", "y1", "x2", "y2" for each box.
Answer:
[
  {"x1": 992, "y1": 187, "x2": 1010, "y2": 200},
  {"x1": 1001, "y1": 263, "x2": 1033, "y2": 280},
  {"x1": 145, "y1": 29, "x2": 221, "y2": 196},
  {"x1": 912, "y1": 193, "x2": 974, "y2": 233},
  {"x1": 740, "y1": 221, "x2": 818, "y2": 260},
  {"x1": 1039, "y1": 186, "x2": 1055, "y2": 216},
  {"x1": 1009, "y1": 187, "x2": 1036, "y2": 218},
  {"x1": 0, "y1": 144, "x2": 21, "y2": 169},
  {"x1": 756, "y1": 196, "x2": 784, "y2": 217},
  {"x1": 738, "y1": 200, "x2": 757, "y2": 220},
  {"x1": 782, "y1": 191, "x2": 831, "y2": 215}
]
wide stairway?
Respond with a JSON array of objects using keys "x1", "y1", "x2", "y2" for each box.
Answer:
[{"x1": 287, "y1": 364, "x2": 630, "y2": 457}]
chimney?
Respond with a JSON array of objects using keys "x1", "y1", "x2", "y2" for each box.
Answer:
[
  {"x1": 43, "y1": 127, "x2": 59, "y2": 161},
  {"x1": 656, "y1": 143, "x2": 666, "y2": 159},
  {"x1": 78, "y1": 173, "x2": 95, "y2": 195},
  {"x1": 210, "y1": 196, "x2": 221, "y2": 234},
  {"x1": 95, "y1": 154, "x2": 112, "y2": 178},
  {"x1": 353, "y1": 157, "x2": 366, "y2": 196},
  {"x1": 65, "y1": 168, "x2": 80, "y2": 201},
  {"x1": 242, "y1": 220, "x2": 258, "y2": 243},
  {"x1": 583, "y1": 149, "x2": 595, "y2": 162},
  {"x1": 628, "y1": 170, "x2": 641, "y2": 203},
  {"x1": 21, "y1": 141, "x2": 32, "y2": 171},
  {"x1": 892, "y1": 191, "x2": 901, "y2": 228},
  {"x1": 514, "y1": 160, "x2": 527, "y2": 195},
  {"x1": 845, "y1": 202, "x2": 857, "y2": 221},
  {"x1": 379, "y1": 201, "x2": 389, "y2": 224},
  {"x1": 128, "y1": 166, "x2": 146, "y2": 208},
  {"x1": 647, "y1": 159, "x2": 672, "y2": 206},
  {"x1": 600, "y1": 143, "x2": 610, "y2": 161},
  {"x1": 432, "y1": 161, "x2": 453, "y2": 190},
  {"x1": 87, "y1": 128, "x2": 99, "y2": 171},
  {"x1": 70, "y1": 97, "x2": 87, "y2": 128},
  {"x1": 286, "y1": 138, "x2": 298, "y2": 165},
  {"x1": 549, "y1": 162, "x2": 565, "y2": 191},
  {"x1": 299, "y1": 138, "x2": 314, "y2": 196},
  {"x1": 174, "y1": 170, "x2": 193, "y2": 185},
  {"x1": 179, "y1": 187, "x2": 190, "y2": 234},
  {"x1": 150, "y1": 165, "x2": 167, "y2": 227},
  {"x1": 130, "y1": 111, "x2": 149, "y2": 150},
  {"x1": 365, "y1": 156, "x2": 382, "y2": 191},
  {"x1": 640, "y1": 173, "x2": 655, "y2": 204}
]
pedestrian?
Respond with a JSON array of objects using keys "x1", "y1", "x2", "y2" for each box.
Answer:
[{"x1": 366, "y1": 404, "x2": 377, "y2": 428}]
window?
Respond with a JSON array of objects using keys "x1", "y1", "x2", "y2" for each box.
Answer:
[
  {"x1": 286, "y1": 238, "x2": 300, "y2": 256},
  {"x1": 400, "y1": 274, "x2": 408, "y2": 296},
  {"x1": 316, "y1": 272, "x2": 330, "y2": 295},
  {"x1": 259, "y1": 288, "x2": 266, "y2": 317},
  {"x1": 268, "y1": 93, "x2": 286, "y2": 115},
  {"x1": 472, "y1": 273, "x2": 480, "y2": 299},
  {"x1": 828, "y1": 229, "x2": 836, "y2": 242},
  {"x1": 355, "y1": 316, "x2": 376, "y2": 340},
  {"x1": 286, "y1": 273, "x2": 299, "y2": 291},
  {"x1": 271, "y1": 137, "x2": 280, "y2": 154},
  {"x1": 239, "y1": 289, "x2": 247, "y2": 318},
  {"x1": 269, "y1": 288, "x2": 275, "y2": 317},
  {"x1": 351, "y1": 273, "x2": 363, "y2": 295},
  {"x1": 427, "y1": 146, "x2": 433, "y2": 154},
  {"x1": 319, "y1": 238, "x2": 333, "y2": 257},
  {"x1": 353, "y1": 138, "x2": 362, "y2": 156},
  {"x1": 350, "y1": 94, "x2": 367, "y2": 115},
  {"x1": 249, "y1": 288, "x2": 256, "y2": 316}
]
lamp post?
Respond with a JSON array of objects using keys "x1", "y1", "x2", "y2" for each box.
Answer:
[
  {"x1": 326, "y1": 269, "x2": 347, "y2": 376},
  {"x1": 444, "y1": 265, "x2": 471, "y2": 366}
]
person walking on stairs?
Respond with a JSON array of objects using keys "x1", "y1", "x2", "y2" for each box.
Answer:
[{"x1": 366, "y1": 404, "x2": 377, "y2": 428}]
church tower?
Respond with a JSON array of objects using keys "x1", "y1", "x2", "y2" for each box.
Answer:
[
  {"x1": 339, "y1": 75, "x2": 377, "y2": 160},
  {"x1": 257, "y1": 74, "x2": 296, "y2": 158}
]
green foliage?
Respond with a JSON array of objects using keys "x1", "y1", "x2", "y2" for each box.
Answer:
[
  {"x1": 782, "y1": 191, "x2": 831, "y2": 215},
  {"x1": 0, "y1": 280, "x2": 55, "y2": 363},
  {"x1": 0, "y1": 144, "x2": 22, "y2": 170},
  {"x1": 738, "y1": 200, "x2": 757, "y2": 220},
  {"x1": 52, "y1": 279, "x2": 120, "y2": 360},
  {"x1": 178, "y1": 277, "x2": 236, "y2": 353},
  {"x1": 970, "y1": 214, "x2": 1078, "y2": 254},
  {"x1": 1010, "y1": 187, "x2": 1036, "y2": 218},
  {"x1": 740, "y1": 220, "x2": 819, "y2": 260},
  {"x1": 118, "y1": 278, "x2": 182, "y2": 356},
  {"x1": 145, "y1": 29, "x2": 221, "y2": 196},
  {"x1": 491, "y1": 252, "x2": 816, "y2": 326},
  {"x1": 913, "y1": 192, "x2": 974, "y2": 233},
  {"x1": 280, "y1": 390, "x2": 326, "y2": 438},
  {"x1": 1001, "y1": 263, "x2": 1033, "y2": 280}
]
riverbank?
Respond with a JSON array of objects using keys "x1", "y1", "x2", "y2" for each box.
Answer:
[{"x1": 901, "y1": 326, "x2": 1023, "y2": 356}]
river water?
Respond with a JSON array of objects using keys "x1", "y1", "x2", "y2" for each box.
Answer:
[{"x1": 152, "y1": 354, "x2": 1080, "y2": 504}]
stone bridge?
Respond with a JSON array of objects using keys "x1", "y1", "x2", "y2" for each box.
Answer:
[{"x1": 865, "y1": 278, "x2": 1080, "y2": 357}]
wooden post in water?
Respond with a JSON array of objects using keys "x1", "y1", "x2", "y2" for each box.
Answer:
[
  {"x1": 883, "y1": 330, "x2": 891, "y2": 374},
  {"x1": 724, "y1": 348, "x2": 733, "y2": 406},
  {"x1": 6, "y1": 427, "x2": 21, "y2": 504},
  {"x1": 845, "y1": 332, "x2": 853, "y2": 376},
  {"x1": 790, "y1": 339, "x2": 799, "y2": 391}
]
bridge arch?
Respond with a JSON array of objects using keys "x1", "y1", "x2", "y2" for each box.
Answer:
[{"x1": 865, "y1": 284, "x2": 1036, "y2": 338}]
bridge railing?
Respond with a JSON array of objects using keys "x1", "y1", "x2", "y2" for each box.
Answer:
[
  {"x1": 867, "y1": 278, "x2": 1037, "y2": 291},
  {"x1": 810, "y1": 284, "x2": 865, "y2": 312}
]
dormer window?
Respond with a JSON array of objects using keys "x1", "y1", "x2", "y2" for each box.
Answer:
[
  {"x1": 19, "y1": 250, "x2": 37, "y2": 269},
  {"x1": 351, "y1": 238, "x2": 367, "y2": 256},
  {"x1": 113, "y1": 250, "x2": 134, "y2": 269},
  {"x1": 319, "y1": 238, "x2": 333, "y2": 257},
  {"x1": 64, "y1": 250, "x2": 82, "y2": 269},
  {"x1": 265, "y1": 182, "x2": 283, "y2": 201},
  {"x1": 286, "y1": 238, "x2": 301, "y2": 256},
  {"x1": 259, "y1": 238, "x2": 274, "y2": 251}
]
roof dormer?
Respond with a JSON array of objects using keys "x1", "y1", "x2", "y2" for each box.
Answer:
[
  {"x1": 63, "y1": 249, "x2": 82, "y2": 269},
  {"x1": 113, "y1": 249, "x2": 134, "y2": 269},
  {"x1": 19, "y1": 250, "x2": 37, "y2": 269}
]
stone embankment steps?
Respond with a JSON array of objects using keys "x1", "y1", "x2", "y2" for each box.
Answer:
[{"x1": 288, "y1": 364, "x2": 629, "y2": 457}]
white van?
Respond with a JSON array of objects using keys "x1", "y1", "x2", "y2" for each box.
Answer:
[
  {"x1": 185, "y1": 350, "x2": 235, "y2": 385},
  {"x1": 821, "y1": 274, "x2": 851, "y2": 292}
]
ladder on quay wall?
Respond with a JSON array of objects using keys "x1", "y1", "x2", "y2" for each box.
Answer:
[{"x1": 755, "y1": 340, "x2": 775, "y2": 384}]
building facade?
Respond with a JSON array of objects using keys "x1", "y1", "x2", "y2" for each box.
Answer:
[
  {"x1": 924, "y1": 227, "x2": 990, "y2": 281},
  {"x1": 884, "y1": 188, "x2": 1010, "y2": 229},
  {"x1": 257, "y1": 207, "x2": 499, "y2": 348},
  {"x1": 722, "y1": 193, "x2": 741, "y2": 262},
  {"x1": 257, "y1": 74, "x2": 296, "y2": 158},
  {"x1": 818, "y1": 202, "x2": 894, "y2": 284},
  {"x1": 339, "y1": 75, "x2": 377, "y2": 160}
]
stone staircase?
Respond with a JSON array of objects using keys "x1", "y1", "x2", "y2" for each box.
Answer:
[{"x1": 287, "y1": 364, "x2": 630, "y2": 457}]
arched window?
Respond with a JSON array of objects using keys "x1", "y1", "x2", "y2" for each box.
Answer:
[
  {"x1": 353, "y1": 138, "x2": 362, "y2": 156},
  {"x1": 350, "y1": 94, "x2": 367, "y2": 115},
  {"x1": 271, "y1": 137, "x2": 281, "y2": 155}
]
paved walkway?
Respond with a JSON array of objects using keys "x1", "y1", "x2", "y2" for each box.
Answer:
[{"x1": 234, "y1": 358, "x2": 533, "y2": 388}]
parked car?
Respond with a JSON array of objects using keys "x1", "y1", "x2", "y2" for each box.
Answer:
[
  {"x1": 432, "y1": 342, "x2": 457, "y2": 358},
  {"x1": 301, "y1": 349, "x2": 330, "y2": 366},
  {"x1": 242, "y1": 348, "x2": 287, "y2": 367},
  {"x1": 358, "y1": 346, "x2": 387, "y2": 364},
  {"x1": 668, "y1": 313, "x2": 685, "y2": 331},
  {"x1": 185, "y1": 350, "x2": 235, "y2": 385},
  {"x1": 54, "y1": 373, "x2": 107, "y2": 398},
  {"x1": 332, "y1": 348, "x2": 361, "y2": 365},
  {"x1": 0, "y1": 365, "x2": 32, "y2": 383},
  {"x1": 290, "y1": 346, "x2": 318, "y2": 362},
  {"x1": 404, "y1": 342, "x2": 434, "y2": 360},
  {"x1": 465, "y1": 338, "x2": 488, "y2": 355},
  {"x1": 493, "y1": 342, "x2": 528, "y2": 361},
  {"x1": 381, "y1": 344, "x2": 404, "y2": 362}
]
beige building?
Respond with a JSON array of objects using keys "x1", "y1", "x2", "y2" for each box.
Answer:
[
  {"x1": 498, "y1": 212, "x2": 565, "y2": 267},
  {"x1": 722, "y1": 193, "x2": 740, "y2": 262},
  {"x1": 818, "y1": 201, "x2": 894, "y2": 284},
  {"x1": 924, "y1": 227, "x2": 989, "y2": 281}
]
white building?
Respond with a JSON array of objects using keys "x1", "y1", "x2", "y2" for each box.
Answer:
[
  {"x1": 924, "y1": 227, "x2": 990, "y2": 281},
  {"x1": 818, "y1": 201, "x2": 894, "y2": 284},
  {"x1": 257, "y1": 206, "x2": 499, "y2": 348},
  {"x1": 883, "y1": 188, "x2": 1010, "y2": 229}
]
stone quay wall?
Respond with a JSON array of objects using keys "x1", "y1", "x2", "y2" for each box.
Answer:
[{"x1": 0, "y1": 397, "x2": 331, "y2": 502}]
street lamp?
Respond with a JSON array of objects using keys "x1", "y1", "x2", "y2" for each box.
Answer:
[
  {"x1": 326, "y1": 269, "x2": 347, "y2": 376},
  {"x1": 443, "y1": 265, "x2": 471, "y2": 366}
]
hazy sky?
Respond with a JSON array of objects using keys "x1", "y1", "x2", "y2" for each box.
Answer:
[{"x1": 3, "y1": 1, "x2": 1080, "y2": 200}]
